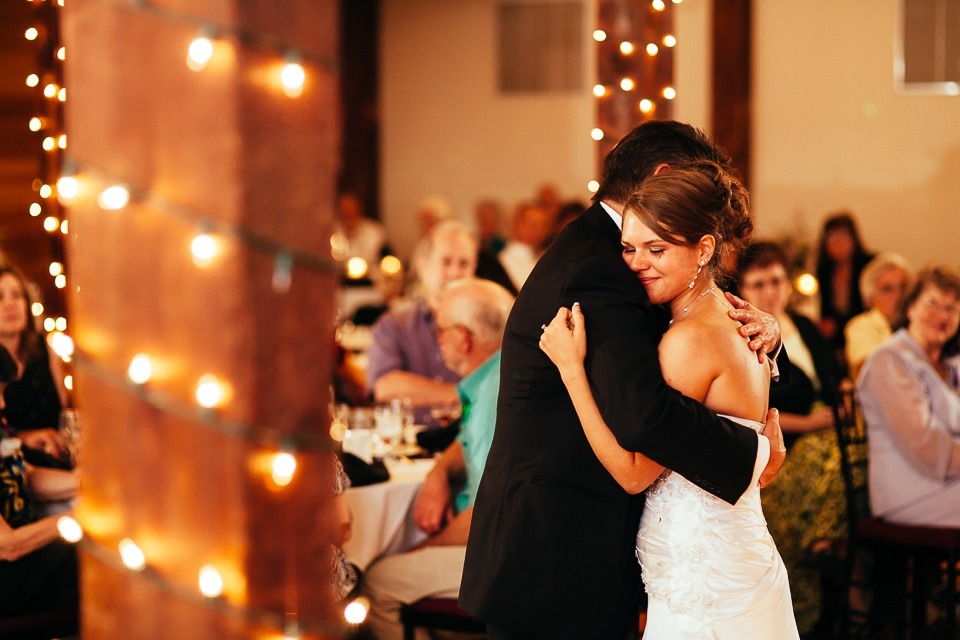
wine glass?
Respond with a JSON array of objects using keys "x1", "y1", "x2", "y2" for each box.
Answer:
[
  {"x1": 430, "y1": 403, "x2": 461, "y2": 428},
  {"x1": 374, "y1": 402, "x2": 403, "y2": 452},
  {"x1": 58, "y1": 408, "x2": 83, "y2": 465}
]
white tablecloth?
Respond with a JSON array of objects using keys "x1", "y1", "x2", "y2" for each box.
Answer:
[{"x1": 343, "y1": 457, "x2": 435, "y2": 571}]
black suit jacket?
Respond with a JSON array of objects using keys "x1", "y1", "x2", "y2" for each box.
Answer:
[{"x1": 460, "y1": 203, "x2": 763, "y2": 638}]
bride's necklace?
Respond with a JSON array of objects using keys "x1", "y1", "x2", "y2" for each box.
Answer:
[{"x1": 669, "y1": 286, "x2": 717, "y2": 326}]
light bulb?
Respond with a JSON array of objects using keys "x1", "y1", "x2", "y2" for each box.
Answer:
[
  {"x1": 187, "y1": 36, "x2": 214, "y2": 71},
  {"x1": 57, "y1": 516, "x2": 83, "y2": 542},
  {"x1": 58, "y1": 134, "x2": 66, "y2": 149},
  {"x1": 620, "y1": 78, "x2": 635, "y2": 91},
  {"x1": 592, "y1": 29, "x2": 607, "y2": 42},
  {"x1": 26, "y1": 74, "x2": 39, "y2": 88},
  {"x1": 330, "y1": 233, "x2": 349, "y2": 261},
  {"x1": 344, "y1": 597, "x2": 370, "y2": 624},
  {"x1": 56, "y1": 176, "x2": 78, "y2": 201},
  {"x1": 64, "y1": 375, "x2": 73, "y2": 390},
  {"x1": 345, "y1": 257, "x2": 368, "y2": 279},
  {"x1": 43, "y1": 83, "x2": 58, "y2": 98},
  {"x1": 49, "y1": 331, "x2": 74, "y2": 358},
  {"x1": 57, "y1": 87, "x2": 66, "y2": 102},
  {"x1": 198, "y1": 564, "x2": 224, "y2": 597},
  {"x1": 127, "y1": 354, "x2": 152, "y2": 384},
  {"x1": 380, "y1": 255, "x2": 403, "y2": 277},
  {"x1": 44, "y1": 318, "x2": 56, "y2": 332},
  {"x1": 43, "y1": 216, "x2": 59, "y2": 232},
  {"x1": 590, "y1": 128, "x2": 604, "y2": 141},
  {"x1": 49, "y1": 261, "x2": 63, "y2": 276},
  {"x1": 196, "y1": 374, "x2": 225, "y2": 408},
  {"x1": 652, "y1": 0, "x2": 666, "y2": 10},
  {"x1": 97, "y1": 184, "x2": 130, "y2": 210},
  {"x1": 646, "y1": 43, "x2": 659, "y2": 56},
  {"x1": 619, "y1": 41, "x2": 634, "y2": 55},
  {"x1": 54, "y1": 274, "x2": 66, "y2": 289},
  {"x1": 55, "y1": 316, "x2": 67, "y2": 331},
  {"x1": 587, "y1": 180, "x2": 599, "y2": 193},
  {"x1": 31, "y1": 302, "x2": 43, "y2": 316},
  {"x1": 25, "y1": 27, "x2": 38, "y2": 41},
  {"x1": 29, "y1": 202, "x2": 41, "y2": 216},
  {"x1": 29, "y1": 117, "x2": 42, "y2": 131},
  {"x1": 190, "y1": 233, "x2": 217, "y2": 267},
  {"x1": 271, "y1": 452, "x2": 297, "y2": 486},
  {"x1": 57, "y1": 46, "x2": 65, "y2": 60},
  {"x1": 60, "y1": 220, "x2": 68, "y2": 235},
  {"x1": 280, "y1": 62, "x2": 306, "y2": 98},
  {"x1": 592, "y1": 84, "x2": 606, "y2": 98},
  {"x1": 39, "y1": 183, "x2": 53, "y2": 198},
  {"x1": 796, "y1": 273, "x2": 819, "y2": 295},
  {"x1": 119, "y1": 538, "x2": 146, "y2": 571},
  {"x1": 42, "y1": 137, "x2": 55, "y2": 151},
  {"x1": 663, "y1": 34, "x2": 677, "y2": 47},
  {"x1": 662, "y1": 86, "x2": 676, "y2": 100},
  {"x1": 639, "y1": 99, "x2": 654, "y2": 113}
]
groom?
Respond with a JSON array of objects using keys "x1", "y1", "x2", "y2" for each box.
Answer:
[{"x1": 460, "y1": 121, "x2": 788, "y2": 639}]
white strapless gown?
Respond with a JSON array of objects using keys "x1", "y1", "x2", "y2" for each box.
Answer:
[{"x1": 637, "y1": 415, "x2": 800, "y2": 639}]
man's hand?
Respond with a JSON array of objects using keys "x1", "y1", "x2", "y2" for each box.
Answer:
[
  {"x1": 758, "y1": 408, "x2": 786, "y2": 488},
  {"x1": 724, "y1": 292, "x2": 781, "y2": 364},
  {"x1": 19, "y1": 428, "x2": 65, "y2": 458},
  {"x1": 413, "y1": 468, "x2": 453, "y2": 535}
]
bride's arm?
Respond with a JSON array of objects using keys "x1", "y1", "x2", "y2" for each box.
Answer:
[{"x1": 540, "y1": 304, "x2": 664, "y2": 494}]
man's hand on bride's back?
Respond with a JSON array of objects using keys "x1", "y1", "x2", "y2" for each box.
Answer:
[
  {"x1": 758, "y1": 408, "x2": 786, "y2": 488},
  {"x1": 724, "y1": 291, "x2": 781, "y2": 364},
  {"x1": 539, "y1": 303, "x2": 587, "y2": 380}
]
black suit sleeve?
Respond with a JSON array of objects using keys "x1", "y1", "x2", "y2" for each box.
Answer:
[{"x1": 563, "y1": 255, "x2": 758, "y2": 505}]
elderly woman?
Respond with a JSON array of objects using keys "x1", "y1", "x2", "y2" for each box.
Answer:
[
  {"x1": 0, "y1": 343, "x2": 79, "y2": 616},
  {"x1": 857, "y1": 266, "x2": 960, "y2": 527},
  {"x1": 844, "y1": 253, "x2": 912, "y2": 380},
  {"x1": 737, "y1": 241, "x2": 846, "y2": 635}
]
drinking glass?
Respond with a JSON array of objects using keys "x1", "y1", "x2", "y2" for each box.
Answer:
[
  {"x1": 430, "y1": 403, "x2": 461, "y2": 428},
  {"x1": 58, "y1": 408, "x2": 83, "y2": 464},
  {"x1": 374, "y1": 402, "x2": 403, "y2": 451}
]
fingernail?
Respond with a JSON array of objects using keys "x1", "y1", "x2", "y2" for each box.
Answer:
[{"x1": 573, "y1": 302, "x2": 580, "y2": 308}]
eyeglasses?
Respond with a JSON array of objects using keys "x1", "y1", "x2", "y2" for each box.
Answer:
[
  {"x1": 431, "y1": 323, "x2": 470, "y2": 340},
  {"x1": 918, "y1": 297, "x2": 960, "y2": 316}
]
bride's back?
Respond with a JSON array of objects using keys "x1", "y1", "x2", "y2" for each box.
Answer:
[{"x1": 657, "y1": 293, "x2": 770, "y2": 424}]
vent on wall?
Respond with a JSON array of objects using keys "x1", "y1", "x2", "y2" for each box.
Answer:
[
  {"x1": 897, "y1": 0, "x2": 960, "y2": 94},
  {"x1": 498, "y1": 1, "x2": 584, "y2": 93}
]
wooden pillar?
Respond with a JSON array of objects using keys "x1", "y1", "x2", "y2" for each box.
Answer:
[
  {"x1": 711, "y1": 0, "x2": 751, "y2": 185},
  {"x1": 61, "y1": 1, "x2": 342, "y2": 637}
]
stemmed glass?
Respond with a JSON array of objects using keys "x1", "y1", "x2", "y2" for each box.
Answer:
[{"x1": 58, "y1": 408, "x2": 82, "y2": 466}]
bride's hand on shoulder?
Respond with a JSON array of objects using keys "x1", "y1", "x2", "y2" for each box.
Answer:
[{"x1": 539, "y1": 302, "x2": 587, "y2": 378}]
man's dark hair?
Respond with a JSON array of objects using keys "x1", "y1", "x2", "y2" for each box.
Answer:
[{"x1": 594, "y1": 120, "x2": 732, "y2": 205}]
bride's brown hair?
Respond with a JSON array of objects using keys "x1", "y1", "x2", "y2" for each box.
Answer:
[{"x1": 622, "y1": 160, "x2": 752, "y2": 280}]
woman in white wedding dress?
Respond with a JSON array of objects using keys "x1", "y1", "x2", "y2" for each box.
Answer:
[{"x1": 540, "y1": 161, "x2": 799, "y2": 639}]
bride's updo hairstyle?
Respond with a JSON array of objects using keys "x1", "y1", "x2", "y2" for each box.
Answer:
[{"x1": 623, "y1": 160, "x2": 752, "y2": 280}]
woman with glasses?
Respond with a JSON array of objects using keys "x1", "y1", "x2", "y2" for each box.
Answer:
[
  {"x1": 736, "y1": 241, "x2": 845, "y2": 636},
  {"x1": 858, "y1": 265, "x2": 960, "y2": 527}
]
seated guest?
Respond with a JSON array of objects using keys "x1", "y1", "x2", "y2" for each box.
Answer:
[
  {"x1": 474, "y1": 198, "x2": 506, "y2": 255},
  {"x1": 858, "y1": 265, "x2": 960, "y2": 527},
  {"x1": 0, "y1": 265, "x2": 68, "y2": 461},
  {"x1": 338, "y1": 191, "x2": 389, "y2": 276},
  {"x1": 737, "y1": 241, "x2": 845, "y2": 635},
  {"x1": 815, "y1": 211, "x2": 875, "y2": 351},
  {"x1": 367, "y1": 221, "x2": 477, "y2": 420},
  {"x1": 844, "y1": 253, "x2": 912, "y2": 381},
  {"x1": 362, "y1": 278, "x2": 514, "y2": 640},
  {"x1": 497, "y1": 201, "x2": 552, "y2": 291},
  {"x1": 0, "y1": 343, "x2": 80, "y2": 617}
]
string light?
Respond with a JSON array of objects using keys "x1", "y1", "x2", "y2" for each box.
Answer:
[
  {"x1": 57, "y1": 46, "x2": 65, "y2": 60},
  {"x1": 39, "y1": 183, "x2": 53, "y2": 198},
  {"x1": 29, "y1": 203, "x2": 41, "y2": 216},
  {"x1": 380, "y1": 255, "x2": 403, "y2": 277},
  {"x1": 196, "y1": 374, "x2": 226, "y2": 408},
  {"x1": 56, "y1": 175, "x2": 78, "y2": 201},
  {"x1": 592, "y1": 84, "x2": 606, "y2": 98},
  {"x1": 271, "y1": 452, "x2": 296, "y2": 487},
  {"x1": 592, "y1": 29, "x2": 607, "y2": 42},
  {"x1": 25, "y1": 74, "x2": 39, "y2": 88},
  {"x1": 663, "y1": 34, "x2": 677, "y2": 47},
  {"x1": 186, "y1": 35, "x2": 215, "y2": 71},
  {"x1": 127, "y1": 353, "x2": 153, "y2": 384},
  {"x1": 97, "y1": 184, "x2": 131, "y2": 210},
  {"x1": 119, "y1": 538, "x2": 147, "y2": 571},
  {"x1": 190, "y1": 233, "x2": 218, "y2": 267},
  {"x1": 60, "y1": 220, "x2": 68, "y2": 234},
  {"x1": 280, "y1": 61, "x2": 306, "y2": 98},
  {"x1": 639, "y1": 99, "x2": 655, "y2": 113},
  {"x1": 198, "y1": 565, "x2": 224, "y2": 598},
  {"x1": 31, "y1": 302, "x2": 44, "y2": 316},
  {"x1": 590, "y1": 127, "x2": 604, "y2": 141},
  {"x1": 64, "y1": 375, "x2": 73, "y2": 390},
  {"x1": 646, "y1": 43, "x2": 659, "y2": 56},
  {"x1": 43, "y1": 216, "x2": 59, "y2": 232},
  {"x1": 43, "y1": 83, "x2": 58, "y2": 98},
  {"x1": 29, "y1": 117, "x2": 42, "y2": 131},
  {"x1": 619, "y1": 41, "x2": 635, "y2": 55},
  {"x1": 49, "y1": 332, "x2": 74, "y2": 360},
  {"x1": 58, "y1": 134, "x2": 67, "y2": 148},
  {"x1": 345, "y1": 257, "x2": 368, "y2": 279},
  {"x1": 57, "y1": 87, "x2": 66, "y2": 101},
  {"x1": 587, "y1": 180, "x2": 599, "y2": 193},
  {"x1": 796, "y1": 273, "x2": 819, "y2": 295},
  {"x1": 44, "y1": 318, "x2": 56, "y2": 332},
  {"x1": 662, "y1": 86, "x2": 677, "y2": 100},
  {"x1": 42, "y1": 136, "x2": 56, "y2": 151},
  {"x1": 329, "y1": 232, "x2": 349, "y2": 262},
  {"x1": 54, "y1": 274, "x2": 66, "y2": 289},
  {"x1": 55, "y1": 316, "x2": 67, "y2": 331},
  {"x1": 652, "y1": 0, "x2": 666, "y2": 10},
  {"x1": 49, "y1": 261, "x2": 63, "y2": 276},
  {"x1": 57, "y1": 516, "x2": 83, "y2": 543},
  {"x1": 620, "y1": 78, "x2": 636, "y2": 91},
  {"x1": 344, "y1": 597, "x2": 369, "y2": 624},
  {"x1": 25, "y1": 27, "x2": 39, "y2": 41}
]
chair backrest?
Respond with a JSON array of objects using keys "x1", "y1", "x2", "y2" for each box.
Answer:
[{"x1": 832, "y1": 381, "x2": 871, "y2": 540}]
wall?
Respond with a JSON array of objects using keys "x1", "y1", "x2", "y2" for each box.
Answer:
[
  {"x1": 380, "y1": 0, "x2": 597, "y2": 258},
  {"x1": 752, "y1": 0, "x2": 960, "y2": 269}
]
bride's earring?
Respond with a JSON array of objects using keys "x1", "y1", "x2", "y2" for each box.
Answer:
[{"x1": 688, "y1": 260, "x2": 706, "y2": 289}]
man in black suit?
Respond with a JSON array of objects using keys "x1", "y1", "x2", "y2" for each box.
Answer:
[{"x1": 460, "y1": 121, "x2": 787, "y2": 639}]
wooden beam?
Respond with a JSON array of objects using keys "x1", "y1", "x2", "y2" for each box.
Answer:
[{"x1": 711, "y1": 0, "x2": 751, "y2": 186}]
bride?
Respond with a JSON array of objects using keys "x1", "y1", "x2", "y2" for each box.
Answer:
[{"x1": 540, "y1": 161, "x2": 799, "y2": 639}]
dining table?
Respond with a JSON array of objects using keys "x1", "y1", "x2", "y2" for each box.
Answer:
[{"x1": 343, "y1": 455, "x2": 436, "y2": 572}]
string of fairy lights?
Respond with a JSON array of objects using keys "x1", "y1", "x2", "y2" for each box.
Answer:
[
  {"x1": 587, "y1": 0, "x2": 680, "y2": 194},
  {"x1": 21, "y1": 0, "x2": 359, "y2": 637}
]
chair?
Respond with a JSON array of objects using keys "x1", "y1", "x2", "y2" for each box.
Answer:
[
  {"x1": 399, "y1": 597, "x2": 486, "y2": 640},
  {"x1": 832, "y1": 384, "x2": 960, "y2": 639}
]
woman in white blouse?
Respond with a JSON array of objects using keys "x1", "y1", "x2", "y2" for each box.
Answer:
[{"x1": 857, "y1": 265, "x2": 960, "y2": 527}]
